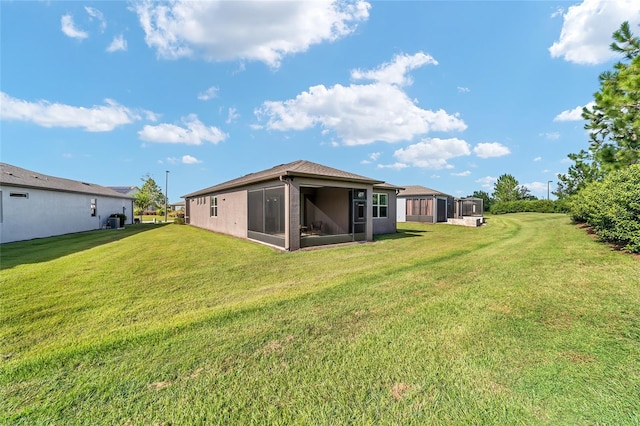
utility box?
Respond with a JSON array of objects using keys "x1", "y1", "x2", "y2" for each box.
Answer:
[{"x1": 108, "y1": 217, "x2": 119, "y2": 229}]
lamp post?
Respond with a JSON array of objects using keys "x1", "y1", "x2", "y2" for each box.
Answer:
[
  {"x1": 547, "y1": 180, "x2": 552, "y2": 200},
  {"x1": 165, "y1": 170, "x2": 169, "y2": 223}
]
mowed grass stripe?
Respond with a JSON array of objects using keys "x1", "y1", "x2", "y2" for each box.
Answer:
[{"x1": 1, "y1": 214, "x2": 639, "y2": 425}]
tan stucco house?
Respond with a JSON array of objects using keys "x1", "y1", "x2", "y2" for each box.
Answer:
[{"x1": 183, "y1": 160, "x2": 402, "y2": 251}]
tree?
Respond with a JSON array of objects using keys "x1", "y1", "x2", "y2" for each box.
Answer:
[
  {"x1": 554, "y1": 149, "x2": 602, "y2": 198},
  {"x1": 492, "y1": 174, "x2": 527, "y2": 203},
  {"x1": 577, "y1": 21, "x2": 640, "y2": 176},
  {"x1": 134, "y1": 174, "x2": 164, "y2": 220}
]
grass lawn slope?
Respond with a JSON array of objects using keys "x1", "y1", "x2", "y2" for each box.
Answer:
[{"x1": 1, "y1": 214, "x2": 639, "y2": 424}]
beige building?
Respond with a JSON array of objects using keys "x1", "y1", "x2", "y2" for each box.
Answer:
[{"x1": 183, "y1": 160, "x2": 402, "y2": 251}]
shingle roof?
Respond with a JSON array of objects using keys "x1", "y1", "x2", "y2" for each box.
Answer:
[
  {"x1": 108, "y1": 186, "x2": 139, "y2": 195},
  {"x1": 0, "y1": 163, "x2": 133, "y2": 199},
  {"x1": 397, "y1": 185, "x2": 451, "y2": 198},
  {"x1": 373, "y1": 182, "x2": 405, "y2": 191},
  {"x1": 183, "y1": 160, "x2": 386, "y2": 197}
]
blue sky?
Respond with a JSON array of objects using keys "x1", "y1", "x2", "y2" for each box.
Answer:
[{"x1": 2, "y1": 0, "x2": 639, "y2": 203}]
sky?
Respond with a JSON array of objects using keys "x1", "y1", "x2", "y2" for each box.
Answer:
[{"x1": 2, "y1": 0, "x2": 639, "y2": 203}]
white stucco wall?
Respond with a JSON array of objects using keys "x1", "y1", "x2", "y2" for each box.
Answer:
[{"x1": 0, "y1": 186, "x2": 134, "y2": 243}]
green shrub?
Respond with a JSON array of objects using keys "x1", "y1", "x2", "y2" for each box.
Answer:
[
  {"x1": 109, "y1": 213, "x2": 127, "y2": 227},
  {"x1": 490, "y1": 199, "x2": 559, "y2": 215},
  {"x1": 569, "y1": 164, "x2": 640, "y2": 253}
]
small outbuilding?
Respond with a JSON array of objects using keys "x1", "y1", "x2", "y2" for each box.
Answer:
[
  {"x1": 396, "y1": 185, "x2": 484, "y2": 227},
  {"x1": 183, "y1": 160, "x2": 402, "y2": 251},
  {"x1": 0, "y1": 163, "x2": 134, "y2": 243}
]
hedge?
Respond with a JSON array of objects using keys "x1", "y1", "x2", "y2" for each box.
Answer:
[{"x1": 569, "y1": 164, "x2": 640, "y2": 253}]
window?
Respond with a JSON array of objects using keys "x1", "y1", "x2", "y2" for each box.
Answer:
[
  {"x1": 210, "y1": 196, "x2": 217, "y2": 217},
  {"x1": 90, "y1": 198, "x2": 97, "y2": 217},
  {"x1": 372, "y1": 192, "x2": 388, "y2": 218}
]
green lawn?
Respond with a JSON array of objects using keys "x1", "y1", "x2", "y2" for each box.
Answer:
[{"x1": 1, "y1": 214, "x2": 639, "y2": 424}]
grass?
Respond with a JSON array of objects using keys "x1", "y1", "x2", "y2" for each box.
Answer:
[{"x1": 1, "y1": 214, "x2": 639, "y2": 424}]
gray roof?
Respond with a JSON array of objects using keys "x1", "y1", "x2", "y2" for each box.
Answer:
[
  {"x1": 373, "y1": 182, "x2": 405, "y2": 191},
  {"x1": 108, "y1": 186, "x2": 139, "y2": 195},
  {"x1": 183, "y1": 160, "x2": 386, "y2": 197},
  {"x1": 0, "y1": 163, "x2": 133, "y2": 199},
  {"x1": 397, "y1": 185, "x2": 452, "y2": 198}
]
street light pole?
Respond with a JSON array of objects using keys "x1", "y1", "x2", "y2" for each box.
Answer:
[
  {"x1": 547, "y1": 180, "x2": 552, "y2": 200},
  {"x1": 165, "y1": 170, "x2": 169, "y2": 223}
]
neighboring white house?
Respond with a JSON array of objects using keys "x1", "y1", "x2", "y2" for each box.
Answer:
[{"x1": 0, "y1": 162, "x2": 134, "y2": 244}]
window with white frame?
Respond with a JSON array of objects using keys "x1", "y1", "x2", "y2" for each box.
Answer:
[
  {"x1": 372, "y1": 193, "x2": 388, "y2": 218},
  {"x1": 210, "y1": 196, "x2": 217, "y2": 217}
]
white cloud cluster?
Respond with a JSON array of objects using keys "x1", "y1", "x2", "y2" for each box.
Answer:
[
  {"x1": 198, "y1": 86, "x2": 219, "y2": 101},
  {"x1": 476, "y1": 176, "x2": 498, "y2": 190},
  {"x1": 0, "y1": 92, "x2": 146, "y2": 132},
  {"x1": 379, "y1": 138, "x2": 511, "y2": 170},
  {"x1": 392, "y1": 138, "x2": 471, "y2": 169},
  {"x1": 61, "y1": 15, "x2": 88, "y2": 40},
  {"x1": 257, "y1": 52, "x2": 466, "y2": 145},
  {"x1": 473, "y1": 142, "x2": 511, "y2": 159},
  {"x1": 167, "y1": 155, "x2": 202, "y2": 165},
  {"x1": 549, "y1": 0, "x2": 640, "y2": 65},
  {"x1": 61, "y1": 7, "x2": 129, "y2": 53},
  {"x1": 351, "y1": 52, "x2": 437, "y2": 86},
  {"x1": 138, "y1": 114, "x2": 227, "y2": 145},
  {"x1": 85, "y1": 6, "x2": 106, "y2": 32},
  {"x1": 553, "y1": 101, "x2": 595, "y2": 121},
  {"x1": 107, "y1": 35, "x2": 128, "y2": 52},
  {"x1": 134, "y1": 0, "x2": 370, "y2": 67}
]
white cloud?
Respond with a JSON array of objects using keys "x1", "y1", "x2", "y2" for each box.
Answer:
[
  {"x1": 476, "y1": 176, "x2": 497, "y2": 190},
  {"x1": 457, "y1": 86, "x2": 470, "y2": 93},
  {"x1": 138, "y1": 114, "x2": 227, "y2": 145},
  {"x1": 198, "y1": 86, "x2": 219, "y2": 101},
  {"x1": 107, "y1": 34, "x2": 127, "y2": 52},
  {"x1": 393, "y1": 137, "x2": 471, "y2": 169},
  {"x1": 0, "y1": 92, "x2": 145, "y2": 131},
  {"x1": 377, "y1": 162, "x2": 409, "y2": 170},
  {"x1": 255, "y1": 51, "x2": 466, "y2": 145},
  {"x1": 168, "y1": 155, "x2": 202, "y2": 165},
  {"x1": 533, "y1": 156, "x2": 542, "y2": 162},
  {"x1": 61, "y1": 14, "x2": 88, "y2": 39},
  {"x1": 553, "y1": 101, "x2": 595, "y2": 121},
  {"x1": 85, "y1": 6, "x2": 106, "y2": 32},
  {"x1": 134, "y1": 0, "x2": 370, "y2": 67},
  {"x1": 256, "y1": 52, "x2": 466, "y2": 145},
  {"x1": 351, "y1": 52, "x2": 437, "y2": 86},
  {"x1": 451, "y1": 170, "x2": 471, "y2": 176},
  {"x1": 360, "y1": 152, "x2": 381, "y2": 164},
  {"x1": 540, "y1": 132, "x2": 560, "y2": 140},
  {"x1": 551, "y1": 7, "x2": 564, "y2": 19},
  {"x1": 226, "y1": 107, "x2": 239, "y2": 124},
  {"x1": 549, "y1": 0, "x2": 640, "y2": 65},
  {"x1": 473, "y1": 142, "x2": 510, "y2": 158}
]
